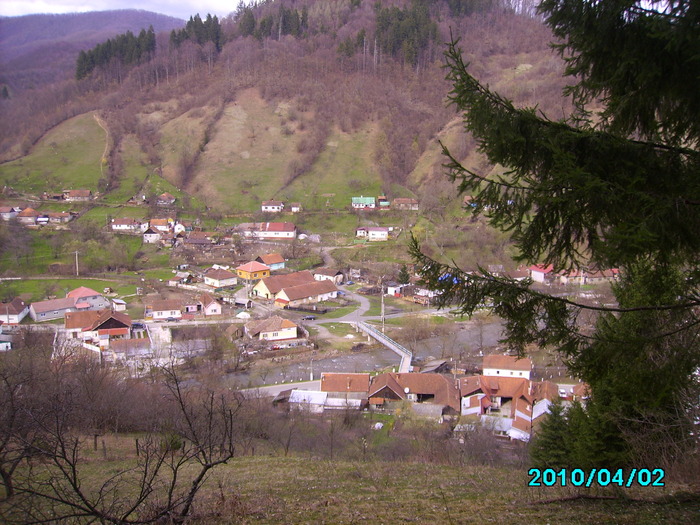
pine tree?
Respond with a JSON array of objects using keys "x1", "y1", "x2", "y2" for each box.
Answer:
[
  {"x1": 530, "y1": 399, "x2": 570, "y2": 468},
  {"x1": 398, "y1": 264, "x2": 411, "y2": 285},
  {"x1": 411, "y1": 1, "x2": 700, "y2": 467}
]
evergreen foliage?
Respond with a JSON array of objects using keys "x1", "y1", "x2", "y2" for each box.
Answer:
[
  {"x1": 236, "y1": 4, "x2": 307, "y2": 40},
  {"x1": 375, "y1": 1, "x2": 438, "y2": 66},
  {"x1": 398, "y1": 264, "x2": 411, "y2": 285},
  {"x1": 76, "y1": 26, "x2": 156, "y2": 80},
  {"x1": 170, "y1": 14, "x2": 222, "y2": 51},
  {"x1": 411, "y1": 0, "x2": 700, "y2": 467},
  {"x1": 529, "y1": 399, "x2": 570, "y2": 468}
]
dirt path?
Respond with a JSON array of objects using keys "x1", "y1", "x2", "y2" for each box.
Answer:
[{"x1": 93, "y1": 112, "x2": 110, "y2": 180}]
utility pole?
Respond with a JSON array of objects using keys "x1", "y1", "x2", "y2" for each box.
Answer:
[
  {"x1": 75, "y1": 251, "x2": 79, "y2": 277},
  {"x1": 380, "y1": 276, "x2": 385, "y2": 333}
]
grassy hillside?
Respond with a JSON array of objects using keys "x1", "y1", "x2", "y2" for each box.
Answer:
[
  {"x1": 0, "y1": 113, "x2": 104, "y2": 194},
  {"x1": 4, "y1": 437, "x2": 695, "y2": 524},
  {"x1": 284, "y1": 126, "x2": 384, "y2": 211},
  {"x1": 188, "y1": 89, "x2": 301, "y2": 212}
]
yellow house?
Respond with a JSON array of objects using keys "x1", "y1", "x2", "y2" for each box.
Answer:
[{"x1": 236, "y1": 261, "x2": 271, "y2": 284}]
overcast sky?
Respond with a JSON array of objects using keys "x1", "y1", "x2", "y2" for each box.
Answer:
[{"x1": 0, "y1": 1, "x2": 239, "y2": 21}]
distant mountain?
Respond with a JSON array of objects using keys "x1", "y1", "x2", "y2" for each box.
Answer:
[{"x1": 0, "y1": 10, "x2": 184, "y2": 88}]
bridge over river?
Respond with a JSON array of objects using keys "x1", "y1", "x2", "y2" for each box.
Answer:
[{"x1": 351, "y1": 321, "x2": 412, "y2": 373}]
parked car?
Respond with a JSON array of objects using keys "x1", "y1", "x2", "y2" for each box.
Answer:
[
  {"x1": 301, "y1": 315, "x2": 317, "y2": 320},
  {"x1": 345, "y1": 281, "x2": 354, "y2": 285}
]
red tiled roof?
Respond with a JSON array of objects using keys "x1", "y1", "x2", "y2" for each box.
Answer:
[
  {"x1": 18, "y1": 208, "x2": 39, "y2": 217},
  {"x1": 278, "y1": 280, "x2": 337, "y2": 301},
  {"x1": 206, "y1": 268, "x2": 237, "y2": 280},
  {"x1": 259, "y1": 271, "x2": 315, "y2": 294},
  {"x1": 245, "y1": 316, "x2": 297, "y2": 337},
  {"x1": 66, "y1": 286, "x2": 101, "y2": 299},
  {"x1": 257, "y1": 253, "x2": 285, "y2": 265},
  {"x1": 237, "y1": 261, "x2": 270, "y2": 273},
  {"x1": 483, "y1": 354, "x2": 532, "y2": 372},
  {"x1": 320, "y1": 373, "x2": 371, "y2": 393},
  {"x1": 31, "y1": 297, "x2": 76, "y2": 314},
  {"x1": 314, "y1": 267, "x2": 341, "y2": 277},
  {"x1": 0, "y1": 297, "x2": 27, "y2": 315},
  {"x1": 262, "y1": 222, "x2": 295, "y2": 232},
  {"x1": 147, "y1": 300, "x2": 182, "y2": 312},
  {"x1": 369, "y1": 373, "x2": 461, "y2": 412},
  {"x1": 531, "y1": 380, "x2": 560, "y2": 401}
]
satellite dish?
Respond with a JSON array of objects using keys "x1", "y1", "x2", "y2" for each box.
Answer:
[{"x1": 404, "y1": 387, "x2": 410, "y2": 394}]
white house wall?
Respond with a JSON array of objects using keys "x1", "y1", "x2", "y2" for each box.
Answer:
[{"x1": 482, "y1": 367, "x2": 531, "y2": 380}]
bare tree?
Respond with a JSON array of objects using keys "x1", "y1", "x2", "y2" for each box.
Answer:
[{"x1": 1, "y1": 364, "x2": 241, "y2": 524}]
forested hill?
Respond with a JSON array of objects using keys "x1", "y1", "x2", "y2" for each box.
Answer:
[
  {"x1": 0, "y1": 10, "x2": 184, "y2": 88},
  {"x1": 0, "y1": 0, "x2": 570, "y2": 222}
]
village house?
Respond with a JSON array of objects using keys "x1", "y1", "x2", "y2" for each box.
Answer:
[
  {"x1": 238, "y1": 222, "x2": 297, "y2": 240},
  {"x1": 351, "y1": 196, "x2": 376, "y2": 209},
  {"x1": 168, "y1": 272, "x2": 193, "y2": 287},
  {"x1": 63, "y1": 189, "x2": 92, "y2": 202},
  {"x1": 255, "y1": 253, "x2": 286, "y2": 271},
  {"x1": 356, "y1": 226, "x2": 389, "y2": 241},
  {"x1": 528, "y1": 264, "x2": 555, "y2": 283},
  {"x1": 67, "y1": 286, "x2": 111, "y2": 311},
  {"x1": 253, "y1": 271, "x2": 316, "y2": 299},
  {"x1": 111, "y1": 218, "x2": 143, "y2": 233},
  {"x1": 0, "y1": 297, "x2": 30, "y2": 324},
  {"x1": 459, "y1": 374, "x2": 560, "y2": 442},
  {"x1": 586, "y1": 268, "x2": 620, "y2": 283},
  {"x1": 457, "y1": 355, "x2": 561, "y2": 441},
  {"x1": 47, "y1": 211, "x2": 72, "y2": 224},
  {"x1": 142, "y1": 228, "x2": 161, "y2": 244},
  {"x1": 289, "y1": 202, "x2": 302, "y2": 213},
  {"x1": 29, "y1": 297, "x2": 77, "y2": 322},
  {"x1": 318, "y1": 373, "x2": 371, "y2": 410},
  {"x1": 156, "y1": 192, "x2": 176, "y2": 206},
  {"x1": 377, "y1": 195, "x2": 390, "y2": 210},
  {"x1": 261, "y1": 200, "x2": 284, "y2": 213},
  {"x1": 144, "y1": 300, "x2": 182, "y2": 321},
  {"x1": 64, "y1": 310, "x2": 132, "y2": 349},
  {"x1": 244, "y1": 315, "x2": 298, "y2": 341},
  {"x1": 29, "y1": 287, "x2": 110, "y2": 322},
  {"x1": 16, "y1": 207, "x2": 40, "y2": 225},
  {"x1": 236, "y1": 261, "x2": 271, "y2": 285},
  {"x1": 313, "y1": 268, "x2": 344, "y2": 285},
  {"x1": 392, "y1": 197, "x2": 419, "y2": 211},
  {"x1": 385, "y1": 282, "x2": 406, "y2": 296},
  {"x1": 0, "y1": 206, "x2": 20, "y2": 221},
  {"x1": 149, "y1": 218, "x2": 174, "y2": 232},
  {"x1": 203, "y1": 267, "x2": 238, "y2": 288},
  {"x1": 274, "y1": 280, "x2": 338, "y2": 308},
  {"x1": 198, "y1": 293, "x2": 222, "y2": 316},
  {"x1": 186, "y1": 231, "x2": 217, "y2": 244},
  {"x1": 320, "y1": 372, "x2": 371, "y2": 393},
  {"x1": 482, "y1": 354, "x2": 532, "y2": 380},
  {"x1": 368, "y1": 372, "x2": 461, "y2": 421}
]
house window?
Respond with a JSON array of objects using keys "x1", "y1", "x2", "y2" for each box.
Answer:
[{"x1": 272, "y1": 332, "x2": 278, "y2": 337}]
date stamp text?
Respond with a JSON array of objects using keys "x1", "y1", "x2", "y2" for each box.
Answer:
[{"x1": 528, "y1": 468, "x2": 665, "y2": 488}]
